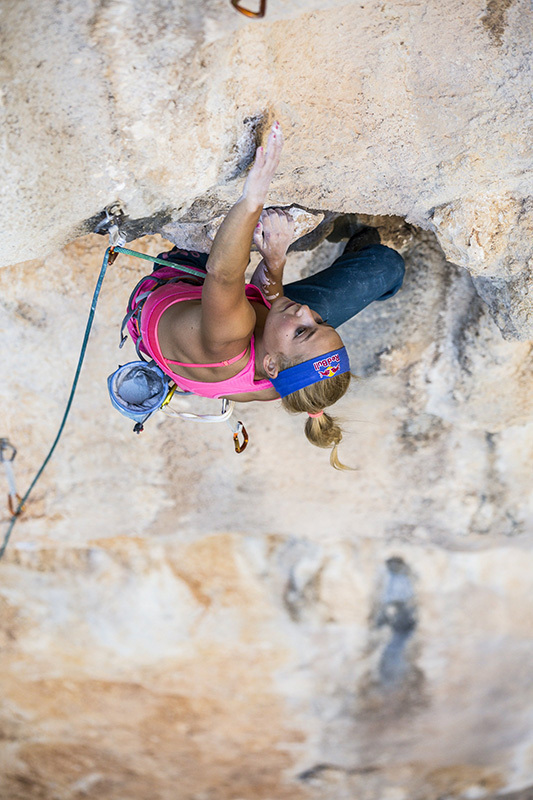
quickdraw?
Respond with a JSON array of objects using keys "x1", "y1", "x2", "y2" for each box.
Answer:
[
  {"x1": 231, "y1": 0, "x2": 267, "y2": 19},
  {"x1": 1, "y1": 439, "x2": 24, "y2": 518},
  {"x1": 1, "y1": 439, "x2": 19, "y2": 516}
]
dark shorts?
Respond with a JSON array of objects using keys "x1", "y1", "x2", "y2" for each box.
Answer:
[{"x1": 156, "y1": 243, "x2": 405, "y2": 330}]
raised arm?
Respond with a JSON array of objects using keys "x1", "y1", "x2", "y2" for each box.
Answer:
[{"x1": 200, "y1": 121, "x2": 284, "y2": 352}]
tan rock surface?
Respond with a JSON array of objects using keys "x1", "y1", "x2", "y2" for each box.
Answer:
[
  {"x1": 1, "y1": 224, "x2": 533, "y2": 798},
  {"x1": 1, "y1": 0, "x2": 532, "y2": 332},
  {"x1": 1, "y1": 0, "x2": 533, "y2": 798}
]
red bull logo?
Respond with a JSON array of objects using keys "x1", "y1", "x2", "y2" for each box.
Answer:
[
  {"x1": 318, "y1": 364, "x2": 340, "y2": 378},
  {"x1": 313, "y1": 353, "x2": 341, "y2": 379}
]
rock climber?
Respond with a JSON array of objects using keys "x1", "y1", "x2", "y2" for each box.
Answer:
[{"x1": 124, "y1": 122, "x2": 405, "y2": 468}]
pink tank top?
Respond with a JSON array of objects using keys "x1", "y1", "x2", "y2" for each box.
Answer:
[{"x1": 139, "y1": 282, "x2": 274, "y2": 399}]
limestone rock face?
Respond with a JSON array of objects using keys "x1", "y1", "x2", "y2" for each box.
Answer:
[
  {"x1": 162, "y1": 206, "x2": 325, "y2": 253},
  {"x1": 432, "y1": 196, "x2": 533, "y2": 280},
  {"x1": 433, "y1": 196, "x2": 533, "y2": 340},
  {"x1": 1, "y1": 0, "x2": 532, "y2": 334},
  {"x1": 2, "y1": 223, "x2": 533, "y2": 799},
  {"x1": 1, "y1": 1, "x2": 533, "y2": 799}
]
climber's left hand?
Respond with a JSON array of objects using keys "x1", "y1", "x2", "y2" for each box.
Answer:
[{"x1": 242, "y1": 121, "x2": 284, "y2": 209}]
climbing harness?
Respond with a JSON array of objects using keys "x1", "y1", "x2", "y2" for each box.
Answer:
[
  {"x1": 161, "y1": 393, "x2": 249, "y2": 454},
  {"x1": 94, "y1": 205, "x2": 250, "y2": 451},
  {"x1": 114, "y1": 247, "x2": 207, "y2": 276},
  {"x1": 0, "y1": 439, "x2": 23, "y2": 517},
  {"x1": 231, "y1": 0, "x2": 267, "y2": 18}
]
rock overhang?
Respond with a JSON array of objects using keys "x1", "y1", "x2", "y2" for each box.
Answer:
[{"x1": 1, "y1": 0, "x2": 532, "y2": 334}]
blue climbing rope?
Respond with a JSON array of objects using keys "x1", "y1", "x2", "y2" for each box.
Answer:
[
  {"x1": 113, "y1": 246, "x2": 206, "y2": 279},
  {"x1": 0, "y1": 246, "x2": 114, "y2": 560}
]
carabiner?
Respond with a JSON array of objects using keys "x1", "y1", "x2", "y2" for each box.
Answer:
[
  {"x1": 231, "y1": 0, "x2": 266, "y2": 19},
  {"x1": 233, "y1": 422, "x2": 249, "y2": 453},
  {"x1": 161, "y1": 383, "x2": 178, "y2": 408},
  {"x1": 0, "y1": 439, "x2": 16, "y2": 462},
  {"x1": 1, "y1": 441, "x2": 24, "y2": 516},
  {"x1": 107, "y1": 247, "x2": 120, "y2": 266},
  {"x1": 7, "y1": 494, "x2": 24, "y2": 518}
]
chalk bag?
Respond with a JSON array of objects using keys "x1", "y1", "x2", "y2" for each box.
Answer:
[{"x1": 108, "y1": 361, "x2": 170, "y2": 431}]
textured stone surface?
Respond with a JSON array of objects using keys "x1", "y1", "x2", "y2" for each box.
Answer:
[
  {"x1": 2, "y1": 533, "x2": 533, "y2": 800},
  {"x1": 1, "y1": 223, "x2": 533, "y2": 798},
  {"x1": 162, "y1": 205, "x2": 325, "y2": 253},
  {"x1": 432, "y1": 196, "x2": 533, "y2": 280},
  {"x1": 1, "y1": 0, "x2": 533, "y2": 797},
  {"x1": 1, "y1": 0, "x2": 532, "y2": 333}
]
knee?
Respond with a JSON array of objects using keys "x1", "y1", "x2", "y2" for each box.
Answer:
[
  {"x1": 383, "y1": 245, "x2": 405, "y2": 276},
  {"x1": 360, "y1": 244, "x2": 405, "y2": 300},
  {"x1": 379, "y1": 245, "x2": 405, "y2": 293}
]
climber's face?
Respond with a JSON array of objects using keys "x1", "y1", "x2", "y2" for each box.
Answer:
[{"x1": 263, "y1": 297, "x2": 343, "y2": 364}]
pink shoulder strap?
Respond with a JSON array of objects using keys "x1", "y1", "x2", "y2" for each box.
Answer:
[{"x1": 165, "y1": 346, "x2": 249, "y2": 369}]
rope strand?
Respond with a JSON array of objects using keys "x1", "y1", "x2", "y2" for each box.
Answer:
[
  {"x1": 0, "y1": 247, "x2": 113, "y2": 559},
  {"x1": 114, "y1": 246, "x2": 206, "y2": 279},
  {"x1": 0, "y1": 243, "x2": 208, "y2": 560}
]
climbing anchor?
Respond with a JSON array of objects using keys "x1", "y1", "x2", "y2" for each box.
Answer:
[
  {"x1": 231, "y1": 0, "x2": 267, "y2": 19},
  {"x1": 0, "y1": 439, "x2": 24, "y2": 517}
]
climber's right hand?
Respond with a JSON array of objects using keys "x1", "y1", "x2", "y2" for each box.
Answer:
[{"x1": 253, "y1": 207, "x2": 294, "y2": 268}]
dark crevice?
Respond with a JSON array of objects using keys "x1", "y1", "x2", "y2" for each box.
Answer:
[
  {"x1": 298, "y1": 762, "x2": 379, "y2": 781},
  {"x1": 84, "y1": 199, "x2": 421, "y2": 260},
  {"x1": 86, "y1": 207, "x2": 174, "y2": 243},
  {"x1": 374, "y1": 557, "x2": 418, "y2": 687},
  {"x1": 481, "y1": 0, "x2": 515, "y2": 46},
  {"x1": 222, "y1": 112, "x2": 270, "y2": 182}
]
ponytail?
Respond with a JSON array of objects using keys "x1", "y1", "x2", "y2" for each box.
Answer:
[{"x1": 280, "y1": 370, "x2": 352, "y2": 469}]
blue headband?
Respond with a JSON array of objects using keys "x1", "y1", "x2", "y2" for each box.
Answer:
[{"x1": 271, "y1": 347, "x2": 350, "y2": 398}]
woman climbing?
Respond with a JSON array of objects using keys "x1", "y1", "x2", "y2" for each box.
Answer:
[{"x1": 124, "y1": 122, "x2": 405, "y2": 468}]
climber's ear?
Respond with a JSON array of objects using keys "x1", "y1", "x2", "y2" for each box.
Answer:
[{"x1": 263, "y1": 353, "x2": 279, "y2": 379}]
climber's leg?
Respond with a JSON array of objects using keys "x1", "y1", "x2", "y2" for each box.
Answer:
[{"x1": 283, "y1": 228, "x2": 405, "y2": 329}]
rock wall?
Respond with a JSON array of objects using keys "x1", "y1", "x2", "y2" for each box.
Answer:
[
  {"x1": 2, "y1": 223, "x2": 533, "y2": 799},
  {"x1": 1, "y1": 1, "x2": 533, "y2": 799},
  {"x1": 1, "y1": 0, "x2": 532, "y2": 333}
]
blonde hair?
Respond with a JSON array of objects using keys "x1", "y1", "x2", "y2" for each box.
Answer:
[{"x1": 278, "y1": 361, "x2": 352, "y2": 469}]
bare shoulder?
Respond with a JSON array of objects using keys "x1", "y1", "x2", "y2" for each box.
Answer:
[{"x1": 224, "y1": 387, "x2": 280, "y2": 402}]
